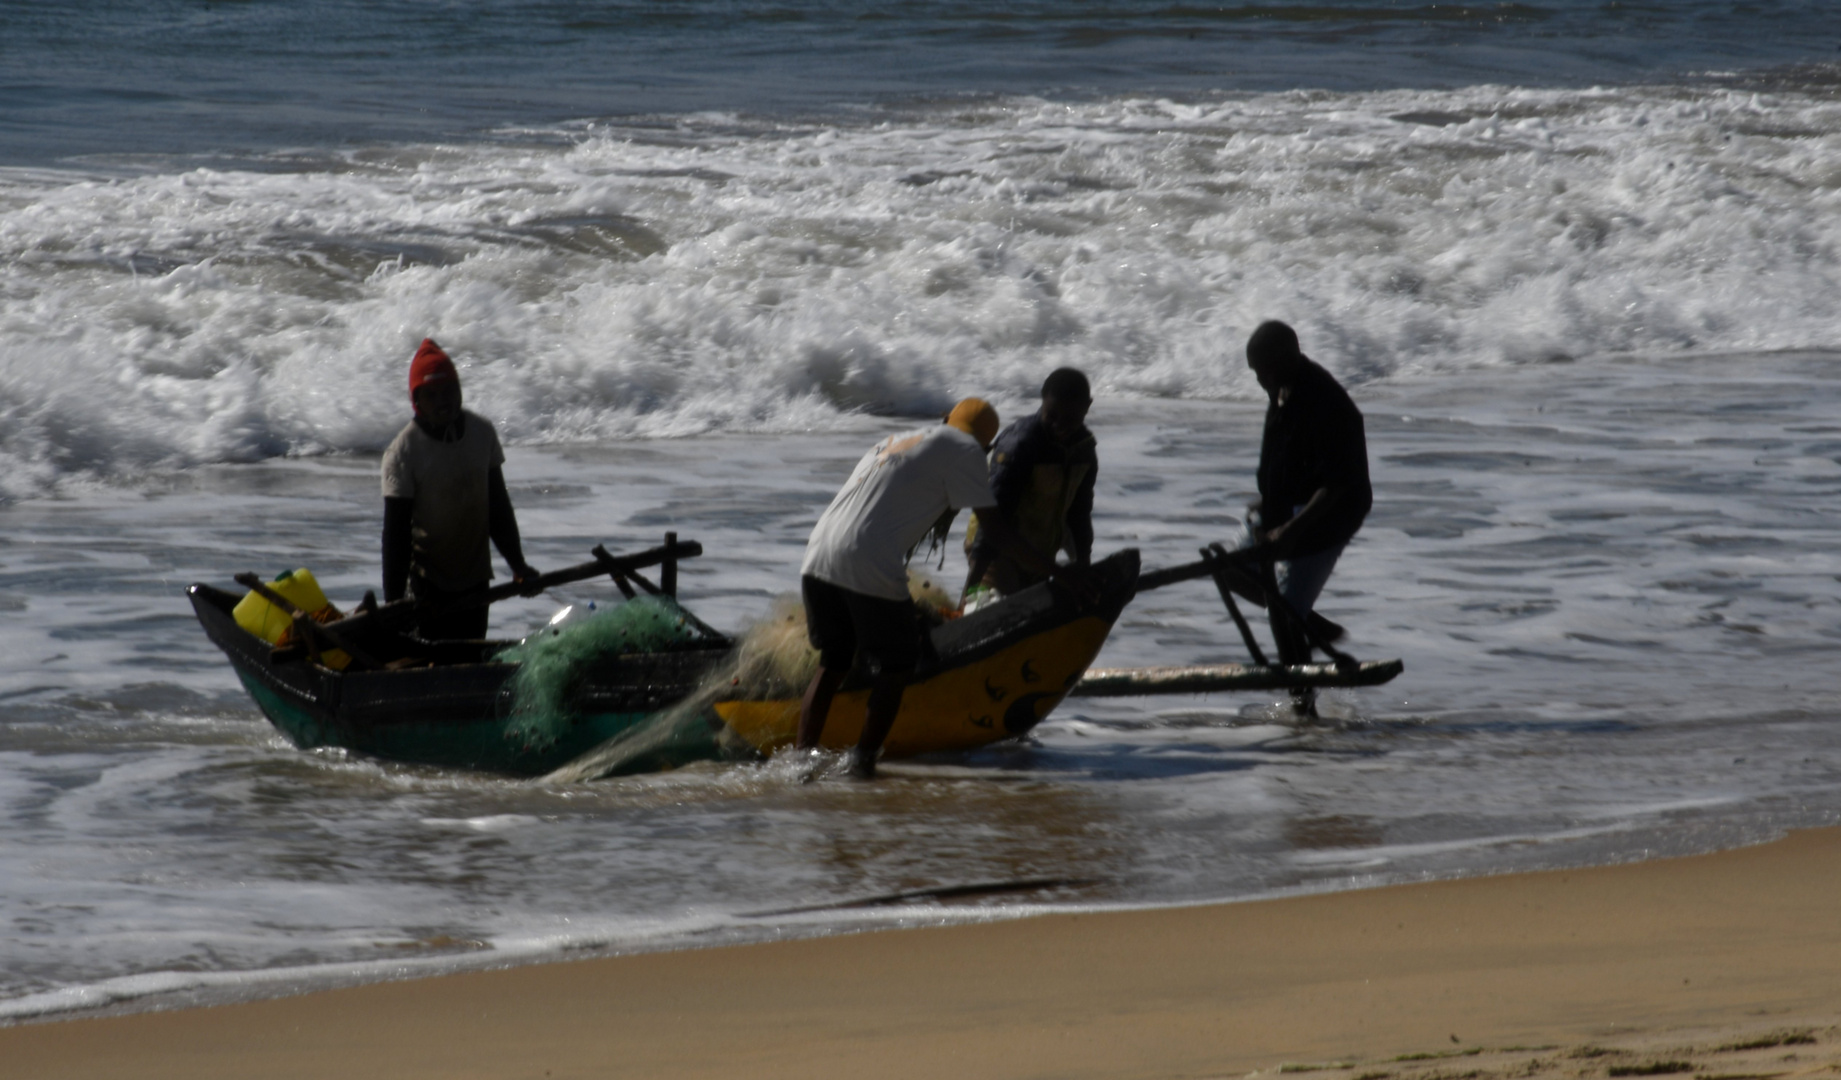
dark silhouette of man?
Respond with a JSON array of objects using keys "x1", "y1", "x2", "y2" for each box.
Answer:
[
  {"x1": 962, "y1": 367, "x2": 1097, "y2": 602},
  {"x1": 1244, "y1": 321, "x2": 1372, "y2": 690}
]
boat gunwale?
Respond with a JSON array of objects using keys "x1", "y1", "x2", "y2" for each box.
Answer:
[
  {"x1": 191, "y1": 546, "x2": 1142, "y2": 708},
  {"x1": 189, "y1": 584, "x2": 731, "y2": 730}
]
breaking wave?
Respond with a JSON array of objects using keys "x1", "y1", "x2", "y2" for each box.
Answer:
[{"x1": 5, "y1": 81, "x2": 1841, "y2": 496}]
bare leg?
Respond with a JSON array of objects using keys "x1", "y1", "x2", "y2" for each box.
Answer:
[
  {"x1": 849, "y1": 671, "x2": 907, "y2": 779},
  {"x1": 797, "y1": 665, "x2": 846, "y2": 750}
]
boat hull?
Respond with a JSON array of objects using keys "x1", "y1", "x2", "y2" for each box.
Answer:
[
  {"x1": 190, "y1": 584, "x2": 728, "y2": 776},
  {"x1": 716, "y1": 550, "x2": 1139, "y2": 756},
  {"x1": 193, "y1": 547, "x2": 1140, "y2": 775}
]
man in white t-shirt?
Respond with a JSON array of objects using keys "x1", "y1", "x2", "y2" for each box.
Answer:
[
  {"x1": 797, "y1": 398, "x2": 1084, "y2": 778},
  {"x1": 380, "y1": 338, "x2": 537, "y2": 640}
]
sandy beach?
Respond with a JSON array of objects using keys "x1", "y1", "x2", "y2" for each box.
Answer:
[{"x1": 5, "y1": 827, "x2": 1839, "y2": 1080}]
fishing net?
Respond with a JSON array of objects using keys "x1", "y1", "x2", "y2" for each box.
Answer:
[
  {"x1": 539, "y1": 661, "x2": 742, "y2": 783},
  {"x1": 726, "y1": 567, "x2": 956, "y2": 701},
  {"x1": 495, "y1": 594, "x2": 718, "y2": 750},
  {"x1": 541, "y1": 569, "x2": 959, "y2": 782}
]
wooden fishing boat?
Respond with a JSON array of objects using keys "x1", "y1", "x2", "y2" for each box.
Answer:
[
  {"x1": 198, "y1": 591, "x2": 734, "y2": 774},
  {"x1": 189, "y1": 540, "x2": 739, "y2": 777},
  {"x1": 188, "y1": 589, "x2": 735, "y2": 776},
  {"x1": 192, "y1": 535, "x2": 1401, "y2": 779},
  {"x1": 712, "y1": 548, "x2": 1141, "y2": 758},
  {"x1": 190, "y1": 542, "x2": 1141, "y2": 777}
]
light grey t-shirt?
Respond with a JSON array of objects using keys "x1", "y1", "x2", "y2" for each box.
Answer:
[
  {"x1": 381, "y1": 411, "x2": 505, "y2": 590},
  {"x1": 801, "y1": 425, "x2": 995, "y2": 601}
]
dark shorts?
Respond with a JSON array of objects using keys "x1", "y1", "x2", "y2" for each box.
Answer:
[{"x1": 801, "y1": 575, "x2": 920, "y2": 676}]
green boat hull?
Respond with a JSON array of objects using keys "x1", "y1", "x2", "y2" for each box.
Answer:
[
  {"x1": 192, "y1": 583, "x2": 731, "y2": 777},
  {"x1": 233, "y1": 671, "x2": 722, "y2": 776}
]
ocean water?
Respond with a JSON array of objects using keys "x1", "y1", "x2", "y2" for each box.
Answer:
[{"x1": 5, "y1": 0, "x2": 1841, "y2": 1021}]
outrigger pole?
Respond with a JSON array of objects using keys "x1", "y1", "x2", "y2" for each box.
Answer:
[{"x1": 1069, "y1": 542, "x2": 1403, "y2": 699}]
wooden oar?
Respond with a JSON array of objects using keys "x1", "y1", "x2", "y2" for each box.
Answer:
[
  {"x1": 439, "y1": 538, "x2": 705, "y2": 614},
  {"x1": 303, "y1": 538, "x2": 705, "y2": 640}
]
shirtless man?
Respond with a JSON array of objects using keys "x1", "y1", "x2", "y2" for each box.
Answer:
[{"x1": 381, "y1": 339, "x2": 537, "y2": 641}]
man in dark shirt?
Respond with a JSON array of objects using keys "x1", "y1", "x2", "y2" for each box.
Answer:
[
  {"x1": 963, "y1": 367, "x2": 1097, "y2": 603},
  {"x1": 1245, "y1": 321, "x2": 1372, "y2": 675}
]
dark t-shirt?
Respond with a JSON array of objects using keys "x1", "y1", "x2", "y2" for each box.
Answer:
[
  {"x1": 969, "y1": 410, "x2": 1097, "y2": 563},
  {"x1": 1256, "y1": 358, "x2": 1372, "y2": 557}
]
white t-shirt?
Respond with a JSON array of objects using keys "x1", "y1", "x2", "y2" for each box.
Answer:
[
  {"x1": 801, "y1": 425, "x2": 996, "y2": 601},
  {"x1": 380, "y1": 410, "x2": 506, "y2": 590}
]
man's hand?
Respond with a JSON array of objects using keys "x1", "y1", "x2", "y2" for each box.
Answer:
[
  {"x1": 1258, "y1": 521, "x2": 1298, "y2": 561},
  {"x1": 1259, "y1": 485, "x2": 1340, "y2": 562},
  {"x1": 512, "y1": 563, "x2": 543, "y2": 597},
  {"x1": 971, "y1": 508, "x2": 1103, "y2": 604}
]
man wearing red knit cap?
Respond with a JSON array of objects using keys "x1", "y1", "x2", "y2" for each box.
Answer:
[{"x1": 381, "y1": 339, "x2": 537, "y2": 640}]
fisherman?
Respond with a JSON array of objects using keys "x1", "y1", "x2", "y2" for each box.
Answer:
[
  {"x1": 798, "y1": 399, "x2": 1086, "y2": 779},
  {"x1": 962, "y1": 367, "x2": 1097, "y2": 607},
  {"x1": 381, "y1": 338, "x2": 538, "y2": 641},
  {"x1": 1243, "y1": 320, "x2": 1372, "y2": 695}
]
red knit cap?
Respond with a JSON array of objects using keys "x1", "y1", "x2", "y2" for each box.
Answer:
[{"x1": 408, "y1": 338, "x2": 458, "y2": 401}]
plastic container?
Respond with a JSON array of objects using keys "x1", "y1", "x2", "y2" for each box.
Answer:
[{"x1": 232, "y1": 569, "x2": 349, "y2": 669}]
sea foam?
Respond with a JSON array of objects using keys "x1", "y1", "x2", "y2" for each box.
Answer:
[{"x1": 3, "y1": 83, "x2": 1840, "y2": 497}]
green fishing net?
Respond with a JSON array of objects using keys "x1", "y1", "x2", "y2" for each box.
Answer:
[
  {"x1": 726, "y1": 567, "x2": 956, "y2": 702},
  {"x1": 541, "y1": 569, "x2": 960, "y2": 781},
  {"x1": 496, "y1": 595, "x2": 716, "y2": 750}
]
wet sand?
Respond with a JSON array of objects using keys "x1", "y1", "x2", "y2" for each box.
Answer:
[{"x1": 7, "y1": 828, "x2": 1841, "y2": 1080}]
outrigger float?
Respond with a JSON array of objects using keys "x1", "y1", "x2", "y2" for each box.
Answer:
[{"x1": 189, "y1": 535, "x2": 1402, "y2": 778}]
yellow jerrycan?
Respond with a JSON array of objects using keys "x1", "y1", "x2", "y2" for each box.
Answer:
[{"x1": 232, "y1": 569, "x2": 350, "y2": 670}]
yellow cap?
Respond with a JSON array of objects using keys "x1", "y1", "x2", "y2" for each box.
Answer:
[{"x1": 945, "y1": 398, "x2": 1000, "y2": 449}]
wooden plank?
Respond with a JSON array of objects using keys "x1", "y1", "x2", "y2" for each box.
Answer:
[{"x1": 1068, "y1": 658, "x2": 1403, "y2": 697}]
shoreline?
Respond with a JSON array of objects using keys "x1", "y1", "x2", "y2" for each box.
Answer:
[{"x1": 7, "y1": 827, "x2": 1841, "y2": 1079}]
